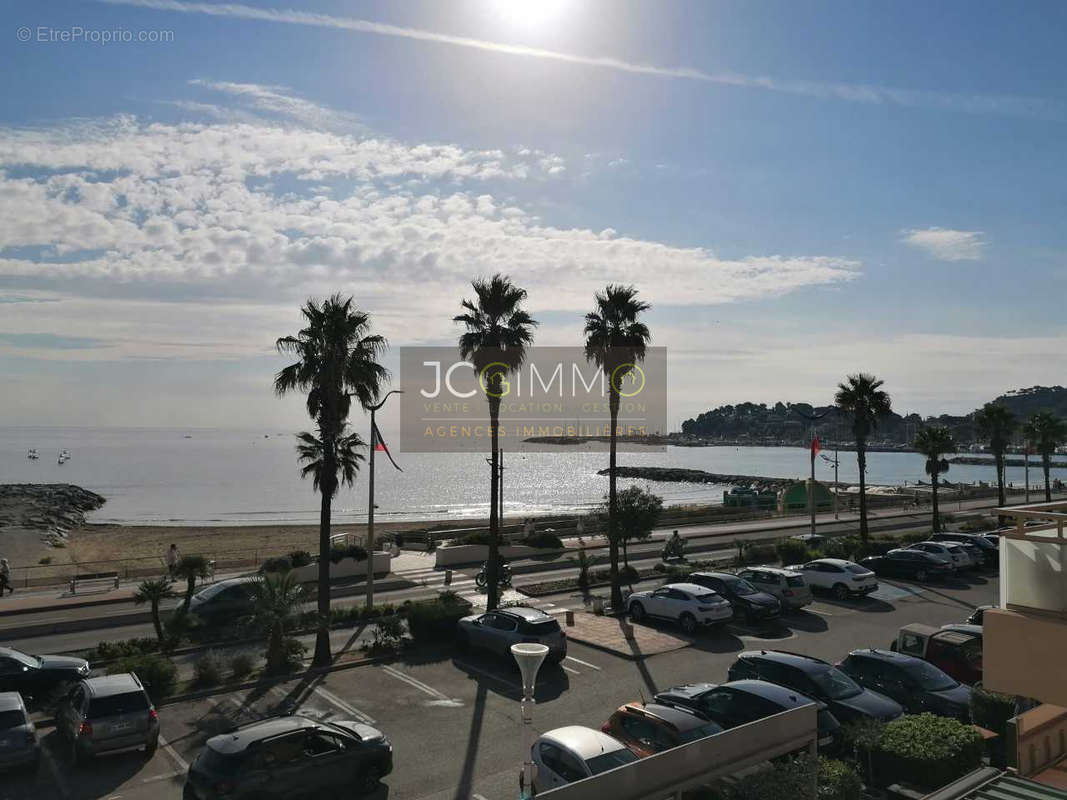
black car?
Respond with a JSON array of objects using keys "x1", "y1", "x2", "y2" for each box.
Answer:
[
  {"x1": 654, "y1": 679, "x2": 840, "y2": 750},
  {"x1": 0, "y1": 647, "x2": 89, "y2": 700},
  {"x1": 838, "y1": 649, "x2": 973, "y2": 721},
  {"x1": 185, "y1": 714, "x2": 393, "y2": 800},
  {"x1": 930, "y1": 532, "x2": 998, "y2": 568},
  {"x1": 727, "y1": 650, "x2": 902, "y2": 724},
  {"x1": 859, "y1": 549, "x2": 954, "y2": 582},
  {"x1": 687, "y1": 572, "x2": 781, "y2": 623},
  {"x1": 187, "y1": 577, "x2": 263, "y2": 625}
]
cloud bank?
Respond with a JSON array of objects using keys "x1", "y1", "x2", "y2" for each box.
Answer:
[{"x1": 901, "y1": 227, "x2": 986, "y2": 261}]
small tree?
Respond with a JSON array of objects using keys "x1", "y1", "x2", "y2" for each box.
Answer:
[
  {"x1": 246, "y1": 571, "x2": 305, "y2": 674},
  {"x1": 1023, "y1": 411, "x2": 1067, "y2": 503},
  {"x1": 612, "y1": 486, "x2": 664, "y2": 568},
  {"x1": 132, "y1": 577, "x2": 176, "y2": 643},
  {"x1": 174, "y1": 555, "x2": 211, "y2": 613},
  {"x1": 913, "y1": 426, "x2": 957, "y2": 533}
]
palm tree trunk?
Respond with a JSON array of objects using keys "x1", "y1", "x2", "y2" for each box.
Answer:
[
  {"x1": 151, "y1": 602, "x2": 164, "y2": 642},
  {"x1": 995, "y1": 449, "x2": 1006, "y2": 508},
  {"x1": 857, "y1": 440, "x2": 869, "y2": 542},
  {"x1": 931, "y1": 474, "x2": 940, "y2": 532},
  {"x1": 313, "y1": 486, "x2": 332, "y2": 667},
  {"x1": 1043, "y1": 455, "x2": 1052, "y2": 502},
  {"x1": 608, "y1": 392, "x2": 622, "y2": 610},
  {"x1": 487, "y1": 400, "x2": 500, "y2": 611}
]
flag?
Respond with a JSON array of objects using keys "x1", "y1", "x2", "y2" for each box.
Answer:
[
  {"x1": 372, "y1": 422, "x2": 402, "y2": 471},
  {"x1": 811, "y1": 435, "x2": 821, "y2": 457}
]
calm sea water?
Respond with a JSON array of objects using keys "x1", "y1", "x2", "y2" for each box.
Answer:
[{"x1": 1, "y1": 427, "x2": 1061, "y2": 525}]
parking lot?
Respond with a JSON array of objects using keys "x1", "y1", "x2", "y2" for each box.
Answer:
[{"x1": 6, "y1": 570, "x2": 997, "y2": 800}]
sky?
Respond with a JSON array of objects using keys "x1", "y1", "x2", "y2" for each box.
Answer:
[{"x1": 2, "y1": 0, "x2": 1066, "y2": 434}]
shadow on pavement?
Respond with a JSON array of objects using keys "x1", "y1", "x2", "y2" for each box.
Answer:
[
  {"x1": 778, "y1": 611, "x2": 829, "y2": 634},
  {"x1": 452, "y1": 683, "x2": 487, "y2": 800},
  {"x1": 451, "y1": 653, "x2": 569, "y2": 703},
  {"x1": 815, "y1": 593, "x2": 896, "y2": 613},
  {"x1": 44, "y1": 728, "x2": 154, "y2": 800}
]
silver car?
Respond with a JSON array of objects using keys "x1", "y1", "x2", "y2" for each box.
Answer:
[
  {"x1": 735, "y1": 567, "x2": 813, "y2": 611},
  {"x1": 56, "y1": 673, "x2": 159, "y2": 763},
  {"x1": 0, "y1": 692, "x2": 39, "y2": 772},
  {"x1": 532, "y1": 726, "x2": 638, "y2": 791},
  {"x1": 457, "y1": 606, "x2": 567, "y2": 663}
]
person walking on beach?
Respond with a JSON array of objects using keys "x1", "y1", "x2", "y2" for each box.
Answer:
[
  {"x1": 166, "y1": 544, "x2": 180, "y2": 577},
  {"x1": 0, "y1": 558, "x2": 13, "y2": 595}
]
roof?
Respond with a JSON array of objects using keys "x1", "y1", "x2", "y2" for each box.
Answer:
[
  {"x1": 207, "y1": 715, "x2": 319, "y2": 754},
  {"x1": 923, "y1": 768, "x2": 1067, "y2": 800},
  {"x1": 541, "y1": 726, "x2": 628, "y2": 760},
  {"x1": 807, "y1": 558, "x2": 857, "y2": 568},
  {"x1": 665, "y1": 582, "x2": 722, "y2": 596},
  {"x1": 498, "y1": 606, "x2": 553, "y2": 622},
  {"x1": 625, "y1": 703, "x2": 708, "y2": 731},
  {"x1": 689, "y1": 571, "x2": 737, "y2": 581},
  {"x1": 725, "y1": 680, "x2": 815, "y2": 708},
  {"x1": 0, "y1": 692, "x2": 26, "y2": 712},
  {"x1": 83, "y1": 673, "x2": 143, "y2": 697},
  {"x1": 848, "y1": 648, "x2": 925, "y2": 666},
  {"x1": 738, "y1": 650, "x2": 831, "y2": 671},
  {"x1": 742, "y1": 566, "x2": 802, "y2": 577}
]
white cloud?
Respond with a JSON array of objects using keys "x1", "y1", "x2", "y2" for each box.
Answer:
[
  {"x1": 188, "y1": 79, "x2": 363, "y2": 130},
  {"x1": 901, "y1": 227, "x2": 986, "y2": 261}
]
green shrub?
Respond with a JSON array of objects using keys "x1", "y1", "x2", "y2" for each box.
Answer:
[
  {"x1": 279, "y1": 638, "x2": 306, "y2": 672},
  {"x1": 741, "y1": 544, "x2": 777, "y2": 565},
  {"x1": 193, "y1": 650, "x2": 225, "y2": 687},
  {"x1": 728, "y1": 754, "x2": 815, "y2": 799},
  {"x1": 576, "y1": 548, "x2": 591, "y2": 590},
  {"x1": 775, "y1": 539, "x2": 813, "y2": 566},
  {"x1": 970, "y1": 687, "x2": 1013, "y2": 734},
  {"x1": 108, "y1": 653, "x2": 177, "y2": 703},
  {"x1": 288, "y1": 550, "x2": 313, "y2": 567},
  {"x1": 619, "y1": 564, "x2": 640, "y2": 582},
  {"x1": 89, "y1": 637, "x2": 160, "y2": 662},
  {"x1": 261, "y1": 556, "x2": 292, "y2": 574},
  {"x1": 652, "y1": 562, "x2": 667, "y2": 573},
  {"x1": 872, "y1": 713, "x2": 983, "y2": 790},
  {"x1": 817, "y1": 758, "x2": 862, "y2": 800},
  {"x1": 370, "y1": 615, "x2": 405, "y2": 652},
  {"x1": 820, "y1": 537, "x2": 855, "y2": 559},
  {"x1": 522, "y1": 531, "x2": 564, "y2": 549},
  {"x1": 406, "y1": 595, "x2": 473, "y2": 644},
  {"x1": 329, "y1": 544, "x2": 367, "y2": 563},
  {"x1": 459, "y1": 531, "x2": 493, "y2": 546},
  {"x1": 900, "y1": 531, "x2": 929, "y2": 544},
  {"x1": 229, "y1": 651, "x2": 255, "y2": 681},
  {"x1": 959, "y1": 518, "x2": 997, "y2": 533}
]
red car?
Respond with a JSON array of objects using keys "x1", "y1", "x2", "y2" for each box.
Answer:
[
  {"x1": 602, "y1": 702, "x2": 723, "y2": 758},
  {"x1": 891, "y1": 623, "x2": 983, "y2": 686}
]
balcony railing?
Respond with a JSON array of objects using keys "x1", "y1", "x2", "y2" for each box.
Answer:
[{"x1": 995, "y1": 501, "x2": 1067, "y2": 618}]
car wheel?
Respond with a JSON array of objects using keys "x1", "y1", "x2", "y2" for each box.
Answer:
[
  {"x1": 679, "y1": 613, "x2": 697, "y2": 635},
  {"x1": 629, "y1": 602, "x2": 645, "y2": 622},
  {"x1": 358, "y1": 764, "x2": 383, "y2": 794},
  {"x1": 832, "y1": 583, "x2": 849, "y2": 600},
  {"x1": 915, "y1": 569, "x2": 928, "y2": 582},
  {"x1": 144, "y1": 738, "x2": 158, "y2": 759}
]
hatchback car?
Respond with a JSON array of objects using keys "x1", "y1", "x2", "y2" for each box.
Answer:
[
  {"x1": 184, "y1": 714, "x2": 393, "y2": 800},
  {"x1": 735, "y1": 567, "x2": 813, "y2": 611},
  {"x1": 0, "y1": 646, "x2": 90, "y2": 700},
  {"x1": 625, "y1": 582, "x2": 733, "y2": 633},
  {"x1": 686, "y1": 572, "x2": 781, "y2": 623},
  {"x1": 456, "y1": 606, "x2": 567, "y2": 662},
  {"x1": 906, "y1": 542, "x2": 968, "y2": 570},
  {"x1": 56, "y1": 673, "x2": 159, "y2": 763},
  {"x1": 861, "y1": 549, "x2": 954, "y2": 582},
  {"x1": 188, "y1": 577, "x2": 261, "y2": 625},
  {"x1": 931, "y1": 532, "x2": 998, "y2": 567},
  {"x1": 531, "y1": 726, "x2": 638, "y2": 791},
  {"x1": 0, "y1": 692, "x2": 39, "y2": 772},
  {"x1": 838, "y1": 649, "x2": 972, "y2": 721},
  {"x1": 602, "y1": 702, "x2": 723, "y2": 758},
  {"x1": 654, "y1": 679, "x2": 841, "y2": 750},
  {"x1": 727, "y1": 650, "x2": 902, "y2": 724},
  {"x1": 785, "y1": 559, "x2": 878, "y2": 599}
]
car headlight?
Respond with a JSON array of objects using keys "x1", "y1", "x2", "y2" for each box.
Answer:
[{"x1": 78, "y1": 664, "x2": 90, "y2": 675}]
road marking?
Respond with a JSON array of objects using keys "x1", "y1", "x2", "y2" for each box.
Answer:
[
  {"x1": 313, "y1": 685, "x2": 377, "y2": 725},
  {"x1": 565, "y1": 656, "x2": 601, "y2": 670},
  {"x1": 158, "y1": 733, "x2": 189, "y2": 772},
  {"x1": 41, "y1": 744, "x2": 72, "y2": 800},
  {"x1": 142, "y1": 769, "x2": 185, "y2": 784},
  {"x1": 473, "y1": 794, "x2": 489, "y2": 800},
  {"x1": 560, "y1": 664, "x2": 580, "y2": 675},
  {"x1": 381, "y1": 665, "x2": 463, "y2": 706},
  {"x1": 453, "y1": 659, "x2": 520, "y2": 689}
]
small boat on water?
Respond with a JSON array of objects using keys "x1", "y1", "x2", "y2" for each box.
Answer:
[
  {"x1": 57, "y1": 449, "x2": 71, "y2": 464},
  {"x1": 27, "y1": 449, "x2": 38, "y2": 460}
]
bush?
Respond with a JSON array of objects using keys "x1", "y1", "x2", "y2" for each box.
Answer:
[
  {"x1": 817, "y1": 758, "x2": 863, "y2": 800},
  {"x1": 278, "y1": 638, "x2": 306, "y2": 672},
  {"x1": 619, "y1": 564, "x2": 640, "y2": 582},
  {"x1": 959, "y1": 518, "x2": 997, "y2": 533},
  {"x1": 740, "y1": 544, "x2": 777, "y2": 565},
  {"x1": 576, "y1": 548, "x2": 591, "y2": 590},
  {"x1": 288, "y1": 550, "x2": 313, "y2": 567},
  {"x1": 970, "y1": 687, "x2": 1013, "y2": 734},
  {"x1": 459, "y1": 531, "x2": 493, "y2": 546},
  {"x1": 900, "y1": 531, "x2": 929, "y2": 544},
  {"x1": 522, "y1": 531, "x2": 564, "y2": 549},
  {"x1": 261, "y1": 555, "x2": 292, "y2": 574},
  {"x1": 193, "y1": 650, "x2": 225, "y2": 687},
  {"x1": 729, "y1": 754, "x2": 815, "y2": 799},
  {"x1": 229, "y1": 651, "x2": 255, "y2": 681},
  {"x1": 820, "y1": 537, "x2": 856, "y2": 559},
  {"x1": 107, "y1": 653, "x2": 177, "y2": 703},
  {"x1": 775, "y1": 539, "x2": 814, "y2": 566},
  {"x1": 872, "y1": 713, "x2": 983, "y2": 790},
  {"x1": 370, "y1": 615, "x2": 405, "y2": 652},
  {"x1": 89, "y1": 637, "x2": 159, "y2": 662},
  {"x1": 329, "y1": 544, "x2": 367, "y2": 563},
  {"x1": 405, "y1": 595, "x2": 473, "y2": 644}
]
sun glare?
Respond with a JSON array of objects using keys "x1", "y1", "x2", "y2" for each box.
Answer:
[{"x1": 490, "y1": 0, "x2": 570, "y2": 30}]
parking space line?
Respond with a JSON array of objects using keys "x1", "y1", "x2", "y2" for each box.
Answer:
[
  {"x1": 381, "y1": 665, "x2": 463, "y2": 706},
  {"x1": 158, "y1": 733, "x2": 189, "y2": 772},
  {"x1": 565, "y1": 656, "x2": 601, "y2": 670},
  {"x1": 560, "y1": 664, "x2": 580, "y2": 675},
  {"x1": 313, "y1": 685, "x2": 377, "y2": 725},
  {"x1": 142, "y1": 769, "x2": 185, "y2": 784},
  {"x1": 453, "y1": 659, "x2": 520, "y2": 690},
  {"x1": 41, "y1": 745, "x2": 72, "y2": 800}
]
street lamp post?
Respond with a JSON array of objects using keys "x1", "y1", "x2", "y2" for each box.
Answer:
[
  {"x1": 365, "y1": 388, "x2": 403, "y2": 610},
  {"x1": 512, "y1": 643, "x2": 549, "y2": 800}
]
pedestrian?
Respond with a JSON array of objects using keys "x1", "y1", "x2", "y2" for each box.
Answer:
[
  {"x1": 166, "y1": 543, "x2": 180, "y2": 577},
  {"x1": 0, "y1": 558, "x2": 13, "y2": 595}
]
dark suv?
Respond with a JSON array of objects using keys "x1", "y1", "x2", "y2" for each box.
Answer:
[
  {"x1": 56, "y1": 673, "x2": 159, "y2": 763},
  {"x1": 838, "y1": 649, "x2": 972, "y2": 721},
  {"x1": 184, "y1": 714, "x2": 393, "y2": 800},
  {"x1": 727, "y1": 650, "x2": 902, "y2": 724},
  {"x1": 686, "y1": 572, "x2": 781, "y2": 623},
  {"x1": 188, "y1": 577, "x2": 262, "y2": 625}
]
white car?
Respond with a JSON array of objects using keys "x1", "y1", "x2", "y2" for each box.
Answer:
[
  {"x1": 785, "y1": 558, "x2": 879, "y2": 600},
  {"x1": 532, "y1": 726, "x2": 638, "y2": 790},
  {"x1": 626, "y1": 582, "x2": 733, "y2": 634},
  {"x1": 906, "y1": 541, "x2": 967, "y2": 570}
]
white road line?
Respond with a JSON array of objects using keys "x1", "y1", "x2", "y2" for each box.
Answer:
[
  {"x1": 381, "y1": 665, "x2": 455, "y2": 703},
  {"x1": 560, "y1": 664, "x2": 580, "y2": 675},
  {"x1": 453, "y1": 659, "x2": 520, "y2": 689},
  {"x1": 158, "y1": 733, "x2": 189, "y2": 772},
  {"x1": 313, "y1": 685, "x2": 377, "y2": 725},
  {"x1": 565, "y1": 656, "x2": 601, "y2": 671},
  {"x1": 142, "y1": 769, "x2": 185, "y2": 784},
  {"x1": 473, "y1": 794, "x2": 489, "y2": 800}
]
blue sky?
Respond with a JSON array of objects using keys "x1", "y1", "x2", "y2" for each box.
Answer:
[{"x1": 2, "y1": 0, "x2": 1065, "y2": 431}]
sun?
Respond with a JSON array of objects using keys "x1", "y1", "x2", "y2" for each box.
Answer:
[{"x1": 490, "y1": 0, "x2": 570, "y2": 30}]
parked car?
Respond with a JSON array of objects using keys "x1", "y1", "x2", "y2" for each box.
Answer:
[
  {"x1": 838, "y1": 649, "x2": 972, "y2": 721},
  {"x1": 56, "y1": 673, "x2": 159, "y2": 763},
  {"x1": 734, "y1": 567, "x2": 813, "y2": 611},
  {"x1": 184, "y1": 714, "x2": 393, "y2": 800},
  {"x1": 784, "y1": 559, "x2": 878, "y2": 600},
  {"x1": 906, "y1": 541, "x2": 969, "y2": 570},
  {"x1": 531, "y1": 726, "x2": 638, "y2": 791},
  {"x1": 654, "y1": 679, "x2": 841, "y2": 750},
  {"x1": 601, "y1": 702, "x2": 723, "y2": 758},
  {"x1": 456, "y1": 606, "x2": 567, "y2": 662},
  {"x1": 891, "y1": 623, "x2": 983, "y2": 685},
  {"x1": 686, "y1": 572, "x2": 781, "y2": 623},
  {"x1": 625, "y1": 582, "x2": 733, "y2": 634},
  {"x1": 859, "y1": 549, "x2": 953, "y2": 582},
  {"x1": 931, "y1": 532, "x2": 998, "y2": 567},
  {"x1": 727, "y1": 650, "x2": 902, "y2": 724},
  {"x1": 0, "y1": 647, "x2": 90, "y2": 700},
  {"x1": 966, "y1": 605, "x2": 993, "y2": 626},
  {"x1": 0, "y1": 692, "x2": 39, "y2": 772},
  {"x1": 980, "y1": 533, "x2": 1000, "y2": 549},
  {"x1": 188, "y1": 577, "x2": 262, "y2": 624}
]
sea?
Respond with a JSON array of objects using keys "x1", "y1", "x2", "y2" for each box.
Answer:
[{"x1": 2, "y1": 427, "x2": 1063, "y2": 526}]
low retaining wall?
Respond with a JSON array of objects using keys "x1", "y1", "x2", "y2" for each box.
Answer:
[
  {"x1": 434, "y1": 543, "x2": 563, "y2": 568},
  {"x1": 291, "y1": 551, "x2": 392, "y2": 582}
]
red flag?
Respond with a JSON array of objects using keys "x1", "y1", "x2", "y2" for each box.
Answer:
[
  {"x1": 811, "y1": 435, "x2": 821, "y2": 457},
  {"x1": 372, "y1": 422, "x2": 402, "y2": 471}
]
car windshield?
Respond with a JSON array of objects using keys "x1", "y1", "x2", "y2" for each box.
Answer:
[
  {"x1": 87, "y1": 691, "x2": 149, "y2": 718},
  {"x1": 586, "y1": 748, "x2": 639, "y2": 775},
  {"x1": 725, "y1": 578, "x2": 757, "y2": 595},
  {"x1": 4, "y1": 649, "x2": 39, "y2": 668},
  {"x1": 903, "y1": 660, "x2": 957, "y2": 692},
  {"x1": 678, "y1": 722, "x2": 722, "y2": 743},
  {"x1": 810, "y1": 667, "x2": 863, "y2": 700},
  {"x1": 518, "y1": 618, "x2": 561, "y2": 635},
  {"x1": 786, "y1": 576, "x2": 805, "y2": 588},
  {"x1": 193, "y1": 582, "x2": 230, "y2": 601},
  {"x1": 845, "y1": 564, "x2": 869, "y2": 575},
  {"x1": 198, "y1": 746, "x2": 245, "y2": 776},
  {"x1": 0, "y1": 710, "x2": 27, "y2": 729}
]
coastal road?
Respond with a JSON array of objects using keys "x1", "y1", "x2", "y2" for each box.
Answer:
[{"x1": 5, "y1": 569, "x2": 997, "y2": 800}]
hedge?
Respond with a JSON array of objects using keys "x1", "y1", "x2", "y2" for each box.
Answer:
[
  {"x1": 817, "y1": 758, "x2": 863, "y2": 800},
  {"x1": 406, "y1": 594, "x2": 473, "y2": 644},
  {"x1": 970, "y1": 687, "x2": 1014, "y2": 735},
  {"x1": 107, "y1": 653, "x2": 178, "y2": 704},
  {"x1": 329, "y1": 544, "x2": 368, "y2": 563},
  {"x1": 522, "y1": 531, "x2": 564, "y2": 549},
  {"x1": 872, "y1": 713, "x2": 983, "y2": 790},
  {"x1": 775, "y1": 539, "x2": 814, "y2": 566},
  {"x1": 261, "y1": 555, "x2": 292, "y2": 574}
]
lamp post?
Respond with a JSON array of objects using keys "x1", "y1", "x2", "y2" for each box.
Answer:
[
  {"x1": 365, "y1": 388, "x2": 403, "y2": 610},
  {"x1": 512, "y1": 642, "x2": 549, "y2": 799}
]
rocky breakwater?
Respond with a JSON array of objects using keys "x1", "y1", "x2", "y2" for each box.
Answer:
[
  {"x1": 597, "y1": 466, "x2": 790, "y2": 492},
  {"x1": 0, "y1": 484, "x2": 106, "y2": 545}
]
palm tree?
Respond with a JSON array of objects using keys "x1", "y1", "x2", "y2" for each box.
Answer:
[
  {"x1": 834, "y1": 373, "x2": 892, "y2": 542},
  {"x1": 973, "y1": 403, "x2": 1017, "y2": 509},
  {"x1": 275, "y1": 294, "x2": 387, "y2": 667},
  {"x1": 584, "y1": 285, "x2": 651, "y2": 610},
  {"x1": 1023, "y1": 411, "x2": 1067, "y2": 503},
  {"x1": 454, "y1": 274, "x2": 538, "y2": 611},
  {"x1": 133, "y1": 577, "x2": 176, "y2": 643},
  {"x1": 246, "y1": 571, "x2": 305, "y2": 674},
  {"x1": 174, "y1": 555, "x2": 211, "y2": 612},
  {"x1": 913, "y1": 426, "x2": 957, "y2": 532}
]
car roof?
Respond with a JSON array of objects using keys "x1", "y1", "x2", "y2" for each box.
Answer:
[
  {"x1": 0, "y1": 692, "x2": 26, "y2": 712},
  {"x1": 940, "y1": 623, "x2": 982, "y2": 637},
  {"x1": 638, "y1": 703, "x2": 711, "y2": 731},
  {"x1": 497, "y1": 606, "x2": 554, "y2": 622},
  {"x1": 689, "y1": 571, "x2": 737, "y2": 581},
  {"x1": 0, "y1": 647, "x2": 28, "y2": 659},
  {"x1": 82, "y1": 673, "x2": 145, "y2": 697},
  {"x1": 541, "y1": 726, "x2": 627, "y2": 760},
  {"x1": 740, "y1": 566, "x2": 802, "y2": 577},
  {"x1": 723, "y1": 680, "x2": 815, "y2": 708},
  {"x1": 847, "y1": 648, "x2": 926, "y2": 667},
  {"x1": 207, "y1": 715, "x2": 321, "y2": 754},
  {"x1": 806, "y1": 558, "x2": 855, "y2": 567},
  {"x1": 663, "y1": 582, "x2": 720, "y2": 595},
  {"x1": 738, "y1": 650, "x2": 832, "y2": 672}
]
